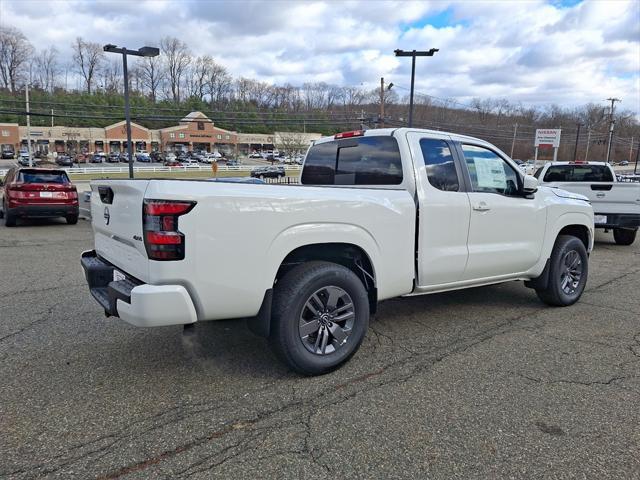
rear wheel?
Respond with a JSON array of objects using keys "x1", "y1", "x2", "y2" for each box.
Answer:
[
  {"x1": 3, "y1": 201, "x2": 15, "y2": 226},
  {"x1": 536, "y1": 235, "x2": 588, "y2": 306},
  {"x1": 269, "y1": 261, "x2": 370, "y2": 376},
  {"x1": 613, "y1": 227, "x2": 637, "y2": 246},
  {"x1": 66, "y1": 215, "x2": 78, "y2": 225}
]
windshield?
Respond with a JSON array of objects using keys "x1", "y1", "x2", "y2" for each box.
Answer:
[{"x1": 543, "y1": 165, "x2": 613, "y2": 182}]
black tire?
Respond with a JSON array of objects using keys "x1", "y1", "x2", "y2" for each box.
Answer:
[
  {"x1": 536, "y1": 235, "x2": 588, "y2": 307},
  {"x1": 613, "y1": 227, "x2": 637, "y2": 246},
  {"x1": 3, "y1": 201, "x2": 15, "y2": 226},
  {"x1": 66, "y1": 215, "x2": 79, "y2": 225},
  {"x1": 4, "y1": 211, "x2": 16, "y2": 226},
  {"x1": 269, "y1": 261, "x2": 370, "y2": 376}
]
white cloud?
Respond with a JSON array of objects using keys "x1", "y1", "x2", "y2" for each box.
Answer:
[{"x1": 1, "y1": 0, "x2": 638, "y2": 112}]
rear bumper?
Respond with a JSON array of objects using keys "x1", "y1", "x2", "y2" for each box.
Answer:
[
  {"x1": 80, "y1": 250, "x2": 197, "y2": 327},
  {"x1": 8, "y1": 204, "x2": 78, "y2": 218},
  {"x1": 594, "y1": 213, "x2": 640, "y2": 229}
]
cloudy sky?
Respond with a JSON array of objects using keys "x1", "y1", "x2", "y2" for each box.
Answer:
[{"x1": 2, "y1": 0, "x2": 639, "y2": 112}]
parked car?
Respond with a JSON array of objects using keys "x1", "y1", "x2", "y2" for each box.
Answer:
[
  {"x1": 619, "y1": 160, "x2": 630, "y2": 166},
  {"x1": 250, "y1": 165, "x2": 285, "y2": 178},
  {"x1": 81, "y1": 128, "x2": 594, "y2": 375},
  {"x1": 181, "y1": 155, "x2": 199, "y2": 165},
  {"x1": 1, "y1": 167, "x2": 79, "y2": 226},
  {"x1": 164, "y1": 152, "x2": 177, "y2": 162},
  {"x1": 249, "y1": 152, "x2": 262, "y2": 159},
  {"x1": 107, "y1": 152, "x2": 121, "y2": 163},
  {"x1": 55, "y1": 154, "x2": 74, "y2": 167},
  {"x1": 226, "y1": 159, "x2": 240, "y2": 167},
  {"x1": 150, "y1": 151, "x2": 163, "y2": 162},
  {"x1": 1, "y1": 148, "x2": 15, "y2": 159},
  {"x1": 18, "y1": 152, "x2": 40, "y2": 167},
  {"x1": 536, "y1": 161, "x2": 639, "y2": 245},
  {"x1": 163, "y1": 159, "x2": 183, "y2": 167},
  {"x1": 90, "y1": 153, "x2": 105, "y2": 163},
  {"x1": 135, "y1": 152, "x2": 151, "y2": 162}
]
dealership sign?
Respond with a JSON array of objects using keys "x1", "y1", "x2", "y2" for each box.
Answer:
[{"x1": 535, "y1": 129, "x2": 561, "y2": 148}]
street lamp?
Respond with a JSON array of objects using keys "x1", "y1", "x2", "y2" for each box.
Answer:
[
  {"x1": 394, "y1": 48, "x2": 438, "y2": 127},
  {"x1": 104, "y1": 44, "x2": 160, "y2": 178}
]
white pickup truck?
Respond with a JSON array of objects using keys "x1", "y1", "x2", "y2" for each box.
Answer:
[
  {"x1": 535, "y1": 161, "x2": 640, "y2": 245},
  {"x1": 82, "y1": 128, "x2": 594, "y2": 375}
]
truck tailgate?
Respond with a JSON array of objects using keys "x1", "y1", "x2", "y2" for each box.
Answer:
[
  {"x1": 550, "y1": 182, "x2": 640, "y2": 215},
  {"x1": 90, "y1": 180, "x2": 151, "y2": 282}
]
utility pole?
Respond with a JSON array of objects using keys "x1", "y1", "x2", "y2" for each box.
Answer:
[
  {"x1": 25, "y1": 84, "x2": 33, "y2": 167},
  {"x1": 629, "y1": 136, "x2": 634, "y2": 163},
  {"x1": 394, "y1": 48, "x2": 439, "y2": 127},
  {"x1": 380, "y1": 77, "x2": 385, "y2": 129},
  {"x1": 573, "y1": 123, "x2": 581, "y2": 161},
  {"x1": 510, "y1": 123, "x2": 518, "y2": 158},
  {"x1": 605, "y1": 97, "x2": 621, "y2": 163},
  {"x1": 585, "y1": 128, "x2": 591, "y2": 162},
  {"x1": 51, "y1": 108, "x2": 54, "y2": 128},
  {"x1": 358, "y1": 110, "x2": 367, "y2": 131}
]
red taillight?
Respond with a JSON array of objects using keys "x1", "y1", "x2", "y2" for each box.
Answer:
[
  {"x1": 144, "y1": 200, "x2": 195, "y2": 216},
  {"x1": 143, "y1": 200, "x2": 196, "y2": 261},
  {"x1": 334, "y1": 130, "x2": 364, "y2": 139},
  {"x1": 145, "y1": 231, "x2": 182, "y2": 245}
]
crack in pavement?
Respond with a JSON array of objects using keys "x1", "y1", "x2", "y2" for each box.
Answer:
[
  {"x1": 515, "y1": 372, "x2": 628, "y2": 387},
  {"x1": 0, "y1": 305, "x2": 56, "y2": 343},
  {"x1": 0, "y1": 282, "x2": 86, "y2": 301}
]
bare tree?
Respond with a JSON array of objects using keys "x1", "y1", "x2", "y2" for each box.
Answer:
[
  {"x1": 100, "y1": 59, "x2": 122, "y2": 94},
  {"x1": 160, "y1": 36, "x2": 191, "y2": 102},
  {"x1": 33, "y1": 46, "x2": 59, "y2": 92},
  {"x1": 206, "y1": 61, "x2": 232, "y2": 106},
  {"x1": 140, "y1": 55, "x2": 164, "y2": 102},
  {"x1": 341, "y1": 86, "x2": 366, "y2": 110},
  {"x1": 72, "y1": 37, "x2": 104, "y2": 94},
  {"x1": 0, "y1": 26, "x2": 34, "y2": 92},
  {"x1": 276, "y1": 131, "x2": 308, "y2": 158}
]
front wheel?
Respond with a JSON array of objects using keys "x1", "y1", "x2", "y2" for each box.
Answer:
[
  {"x1": 613, "y1": 227, "x2": 637, "y2": 246},
  {"x1": 269, "y1": 261, "x2": 370, "y2": 376},
  {"x1": 536, "y1": 235, "x2": 588, "y2": 307}
]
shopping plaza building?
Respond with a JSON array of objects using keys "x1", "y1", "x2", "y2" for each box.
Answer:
[{"x1": 0, "y1": 111, "x2": 321, "y2": 156}]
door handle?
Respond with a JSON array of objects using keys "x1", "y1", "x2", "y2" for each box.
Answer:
[{"x1": 473, "y1": 202, "x2": 491, "y2": 212}]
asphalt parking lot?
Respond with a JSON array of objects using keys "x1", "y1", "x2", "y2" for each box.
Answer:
[{"x1": 1, "y1": 220, "x2": 639, "y2": 479}]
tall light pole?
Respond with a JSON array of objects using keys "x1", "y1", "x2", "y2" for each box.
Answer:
[
  {"x1": 394, "y1": 48, "x2": 438, "y2": 127},
  {"x1": 25, "y1": 84, "x2": 33, "y2": 167},
  {"x1": 103, "y1": 44, "x2": 160, "y2": 178}
]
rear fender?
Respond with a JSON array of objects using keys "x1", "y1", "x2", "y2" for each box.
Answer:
[{"x1": 265, "y1": 223, "x2": 381, "y2": 288}]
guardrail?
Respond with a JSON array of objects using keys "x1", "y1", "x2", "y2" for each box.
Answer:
[{"x1": 0, "y1": 164, "x2": 302, "y2": 177}]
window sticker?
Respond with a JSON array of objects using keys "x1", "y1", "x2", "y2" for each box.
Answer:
[{"x1": 474, "y1": 157, "x2": 506, "y2": 189}]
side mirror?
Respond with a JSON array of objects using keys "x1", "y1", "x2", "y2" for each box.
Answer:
[{"x1": 522, "y1": 174, "x2": 538, "y2": 196}]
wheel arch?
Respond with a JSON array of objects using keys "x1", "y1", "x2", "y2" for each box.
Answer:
[{"x1": 249, "y1": 240, "x2": 379, "y2": 338}]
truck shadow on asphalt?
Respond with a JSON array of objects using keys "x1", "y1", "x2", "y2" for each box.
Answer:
[{"x1": 147, "y1": 281, "x2": 545, "y2": 379}]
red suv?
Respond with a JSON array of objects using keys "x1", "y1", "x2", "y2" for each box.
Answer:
[{"x1": 0, "y1": 168, "x2": 79, "y2": 227}]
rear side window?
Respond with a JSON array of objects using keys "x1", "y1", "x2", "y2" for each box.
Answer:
[
  {"x1": 302, "y1": 136, "x2": 403, "y2": 185},
  {"x1": 420, "y1": 138, "x2": 459, "y2": 191},
  {"x1": 542, "y1": 165, "x2": 613, "y2": 182},
  {"x1": 18, "y1": 170, "x2": 70, "y2": 184}
]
